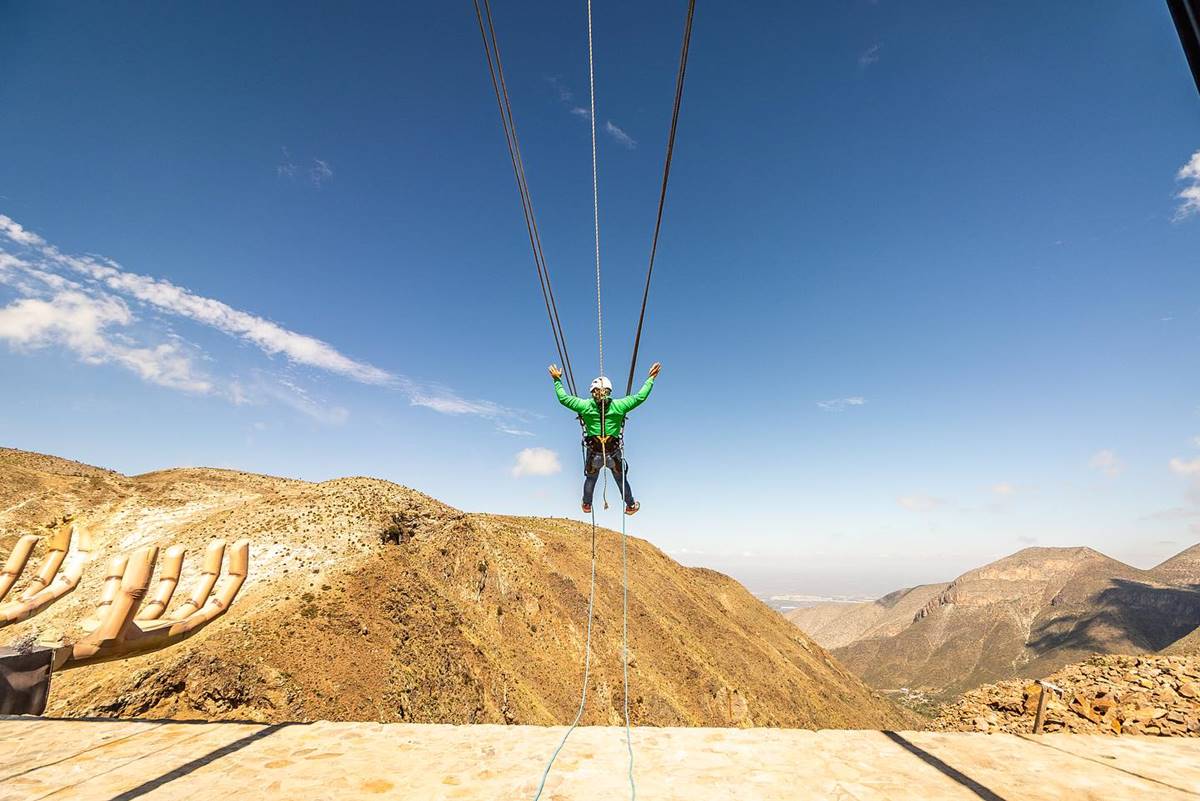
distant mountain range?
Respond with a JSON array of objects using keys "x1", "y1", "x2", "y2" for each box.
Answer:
[{"x1": 787, "y1": 545, "x2": 1200, "y2": 699}]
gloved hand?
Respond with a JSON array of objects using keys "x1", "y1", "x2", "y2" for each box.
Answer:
[
  {"x1": 648, "y1": 362, "x2": 662, "y2": 379},
  {"x1": 548, "y1": 364, "x2": 563, "y2": 380}
]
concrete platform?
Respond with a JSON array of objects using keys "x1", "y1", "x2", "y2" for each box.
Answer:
[{"x1": 1, "y1": 718, "x2": 1197, "y2": 800}]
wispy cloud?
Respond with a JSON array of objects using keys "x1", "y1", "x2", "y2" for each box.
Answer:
[
  {"x1": 0, "y1": 213, "x2": 522, "y2": 428},
  {"x1": 277, "y1": 147, "x2": 334, "y2": 188},
  {"x1": 548, "y1": 79, "x2": 635, "y2": 149},
  {"x1": 0, "y1": 290, "x2": 211, "y2": 394},
  {"x1": 858, "y1": 43, "x2": 882, "y2": 69},
  {"x1": 276, "y1": 147, "x2": 297, "y2": 179},
  {"x1": 310, "y1": 159, "x2": 333, "y2": 187},
  {"x1": 897, "y1": 494, "x2": 943, "y2": 512},
  {"x1": 1169, "y1": 456, "x2": 1200, "y2": 476},
  {"x1": 1142, "y1": 507, "x2": 1200, "y2": 522},
  {"x1": 1089, "y1": 449, "x2": 1123, "y2": 477},
  {"x1": 1175, "y1": 150, "x2": 1200, "y2": 221},
  {"x1": 511, "y1": 447, "x2": 562, "y2": 477},
  {"x1": 604, "y1": 121, "x2": 637, "y2": 149},
  {"x1": 816, "y1": 396, "x2": 866, "y2": 412},
  {"x1": 545, "y1": 75, "x2": 573, "y2": 103}
]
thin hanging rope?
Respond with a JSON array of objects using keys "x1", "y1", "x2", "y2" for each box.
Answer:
[
  {"x1": 531, "y1": 513, "x2": 598, "y2": 801},
  {"x1": 620, "y1": 450, "x2": 636, "y2": 800},
  {"x1": 586, "y1": 0, "x2": 604, "y2": 379},
  {"x1": 624, "y1": 0, "x2": 695, "y2": 395},
  {"x1": 472, "y1": 0, "x2": 579, "y2": 395}
]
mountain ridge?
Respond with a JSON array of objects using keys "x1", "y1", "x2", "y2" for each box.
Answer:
[
  {"x1": 0, "y1": 447, "x2": 915, "y2": 729},
  {"x1": 787, "y1": 543, "x2": 1200, "y2": 699}
]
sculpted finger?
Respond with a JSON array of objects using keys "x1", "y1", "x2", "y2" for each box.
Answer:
[{"x1": 136, "y1": 544, "x2": 186, "y2": 621}]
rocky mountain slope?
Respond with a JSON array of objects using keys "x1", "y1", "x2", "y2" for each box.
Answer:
[
  {"x1": 934, "y1": 654, "x2": 1200, "y2": 736},
  {"x1": 785, "y1": 583, "x2": 950, "y2": 650},
  {"x1": 0, "y1": 448, "x2": 914, "y2": 729},
  {"x1": 787, "y1": 546, "x2": 1200, "y2": 699},
  {"x1": 1153, "y1": 543, "x2": 1200, "y2": 584}
]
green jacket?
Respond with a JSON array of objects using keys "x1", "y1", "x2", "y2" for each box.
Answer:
[{"x1": 554, "y1": 377, "x2": 655, "y2": 438}]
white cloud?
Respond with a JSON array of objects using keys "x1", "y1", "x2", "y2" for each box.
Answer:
[
  {"x1": 570, "y1": 106, "x2": 590, "y2": 119},
  {"x1": 511, "y1": 447, "x2": 562, "y2": 478},
  {"x1": 310, "y1": 159, "x2": 333, "y2": 187},
  {"x1": 1089, "y1": 449, "x2": 1123, "y2": 476},
  {"x1": 604, "y1": 121, "x2": 637, "y2": 149},
  {"x1": 1169, "y1": 456, "x2": 1200, "y2": 476},
  {"x1": 0, "y1": 291, "x2": 212, "y2": 393},
  {"x1": 897, "y1": 494, "x2": 943, "y2": 512},
  {"x1": 0, "y1": 212, "x2": 519, "y2": 426},
  {"x1": 545, "y1": 75, "x2": 573, "y2": 103},
  {"x1": 0, "y1": 216, "x2": 45, "y2": 247},
  {"x1": 497, "y1": 424, "x2": 535, "y2": 437},
  {"x1": 277, "y1": 148, "x2": 333, "y2": 187},
  {"x1": 276, "y1": 147, "x2": 297, "y2": 178},
  {"x1": 858, "y1": 43, "x2": 881, "y2": 69},
  {"x1": 816, "y1": 396, "x2": 866, "y2": 412},
  {"x1": 992, "y1": 482, "x2": 1016, "y2": 496},
  {"x1": 1175, "y1": 150, "x2": 1200, "y2": 221},
  {"x1": 0, "y1": 216, "x2": 391, "y2": 386}
]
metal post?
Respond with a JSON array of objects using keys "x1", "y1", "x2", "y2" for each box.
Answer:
[
  {"x1": 1032, "y1": 680, "x2": 1063, "y2": 735},
  {"x1": 1032, "y1": 685, "x2": 1050, "y2": 734}
]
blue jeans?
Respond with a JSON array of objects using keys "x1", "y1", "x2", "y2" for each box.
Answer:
[{"x1": 582, "y1": 444, "x2": 635, "y2": 507}]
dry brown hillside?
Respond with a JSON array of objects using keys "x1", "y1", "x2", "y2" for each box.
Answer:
[
  {"x1": 787, "y1": 546, "x2": 1200, "y2": 700},
  {"x1": 0, "y1": 448, "x2": 914, "y2": 729},
  {"x1": 1153, "y1": 543, "x2": 1200, "y2": 585}
]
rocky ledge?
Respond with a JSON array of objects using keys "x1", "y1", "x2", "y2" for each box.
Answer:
[{"x1": 935, "y1": 654, "x2": 1200, "y2": 736}]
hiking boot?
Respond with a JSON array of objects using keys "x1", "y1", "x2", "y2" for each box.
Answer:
[{"x1": 624, "y1": 502, "x2": 640, "y2": 516}]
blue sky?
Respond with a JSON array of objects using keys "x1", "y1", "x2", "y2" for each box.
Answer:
[{"x1": 1, "y1": 1, "x2": 1199, "y2": 596}]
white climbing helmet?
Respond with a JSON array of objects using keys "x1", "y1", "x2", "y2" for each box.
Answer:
[{"x1": 589, "y1": 376, "x2": 613, "y2": 396}]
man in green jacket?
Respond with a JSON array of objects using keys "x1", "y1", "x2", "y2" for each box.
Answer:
[{"x1": 548, "y1": 361, "x2": 661, "y2": 515}]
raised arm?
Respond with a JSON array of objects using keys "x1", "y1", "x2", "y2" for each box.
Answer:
[
  {"x1": 612, "y1": 378, "x2": 654, "y2": 414},
  {"x1": 549, "y1": 365, "x2": 590, "y2": 413},
  {"x1": 612, "y1": 361, "x2": 660, "y2": 414}
]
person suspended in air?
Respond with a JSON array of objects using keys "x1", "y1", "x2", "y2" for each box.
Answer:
[{"x1": 548, "y1": 361, "x2": 661, "y2": 516}]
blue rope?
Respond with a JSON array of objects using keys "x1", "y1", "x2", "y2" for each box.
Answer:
[
  {"x1": 620, "y1": 453, "x2": 636, "y2": 800},
  {"x1": 531, "y1": 448, "x2": 636, "y2": 800},
  {"x1": 531, "y1": 508, "x2": 598, "y2": 801}
]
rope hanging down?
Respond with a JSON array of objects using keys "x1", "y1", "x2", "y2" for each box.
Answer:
[
  {"x1": 624, "y1": 0, "x2": 696, "y2": 395},
  {"x1": 472, "y1": 0, "x2": 579, "y2": 396}
]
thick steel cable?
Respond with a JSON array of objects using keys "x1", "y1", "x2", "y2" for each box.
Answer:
[
  {"x1": 624, "y1": 0, "x2": 695, "y2": 395},
  {"x1": 472, "y1": 0, "x2": 579, "y2": 395},
  {"x1": 586, "y1": 0, "x2": 604, "y2": 379},
  {"x1": 481, "y1": 0, "x2": 579, "y2": 394},
  {"x1": 1168, "y1": 0, "x2": 1200, "y2": 96}
]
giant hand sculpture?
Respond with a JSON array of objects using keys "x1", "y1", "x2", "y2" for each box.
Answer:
[
  {"x1": 55, "y1": 539, "x2": 249, "y2": 670},
  {"x1": 1, "y1": 525, "x2": 248, "y2": 669},
  {"x1": 0, "y1": 522, "x2": 92, "y2": 626}
]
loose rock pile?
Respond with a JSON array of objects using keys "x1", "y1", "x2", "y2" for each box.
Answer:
[{"x1": 934, "y1": 654, "x2": 1200, "y2": 736}]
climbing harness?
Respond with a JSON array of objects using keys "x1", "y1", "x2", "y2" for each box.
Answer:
[{"x1": 471, "y1": 1, "x2": 695, "y2": 798}]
